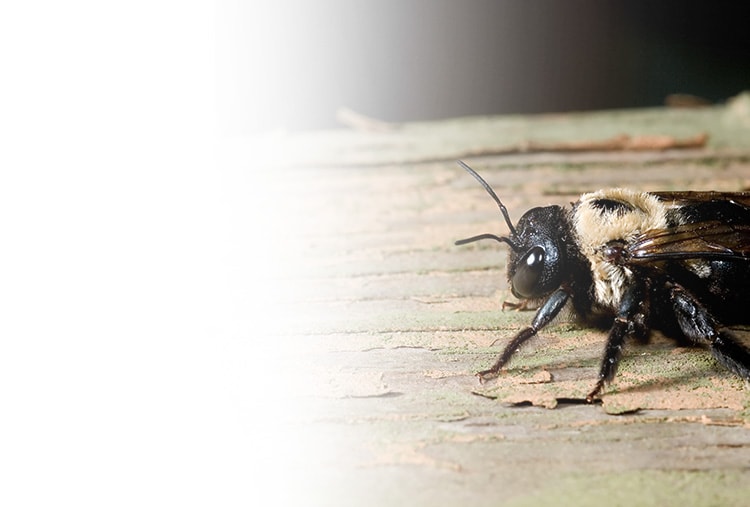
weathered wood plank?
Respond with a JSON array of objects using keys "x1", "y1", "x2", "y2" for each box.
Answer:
[{"x1": 245, "y1": 100, "x2": 750, "y2": 506}]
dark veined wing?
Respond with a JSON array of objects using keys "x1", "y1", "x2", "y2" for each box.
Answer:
[
  {"x1": 625, "y1": 190, "x2": 750, "y2": 264},
  {"x1": 627, "y1": 220, "x2": 750, "y2": 264},
  {"x1": 652, "y1": 190, "x2": 750, "y2": 208}
]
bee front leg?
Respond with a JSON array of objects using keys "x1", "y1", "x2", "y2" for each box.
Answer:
[
  {"x1": 587, "y1": 281, "x2": 650, "y2": 403},
  {"x1": 477, "y1": 288, "x2": 570, "y2": 382}
]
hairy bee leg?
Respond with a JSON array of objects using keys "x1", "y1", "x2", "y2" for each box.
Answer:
[
  {"x1": 477, "y1": 327, "x2": 536, "y2": 382},
  {"x1": 670, "y1": 285, "x2": 750, "y2": 381},
  {"x1": 477, "y1": 288, "x2": 570, "y2": 382},
  {"x1": 587, "y1": 282, "x2": 650, "y2": 402},
  {"x1": 586, "y1": 319, "x2": 628, "y2": 402}
]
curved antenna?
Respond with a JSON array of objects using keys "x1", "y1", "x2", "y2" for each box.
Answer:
[
  {"x1": 454, "y1": 233, "x2": 520, "y2": 252},
  {"x1": 457, "y1": 161, "x2": 517, "y2": 236}
]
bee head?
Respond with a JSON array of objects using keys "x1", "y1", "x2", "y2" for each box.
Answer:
[
  {"x1": 455, "y1": 162, "x2": 566, "y2": 300},
  {"x1": 505, "y1": 206, "x2": 567, "y2": 299}
]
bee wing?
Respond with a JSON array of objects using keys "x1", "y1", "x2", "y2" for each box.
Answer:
[
  {"x1": 628, "y1": 221, "x2": 750, "y2": 263},
  {"x1": 652, "y1": 191, "x2": 750, "y2": 208}
]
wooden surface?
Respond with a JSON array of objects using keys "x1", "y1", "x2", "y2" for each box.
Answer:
[{"x1": 246, "y1": 96, "x2": 750, "y2": 506}]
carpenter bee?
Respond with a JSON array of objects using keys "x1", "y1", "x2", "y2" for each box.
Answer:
[{"x1": 455, "y1": 161, "x2": 750, "y2": 402}]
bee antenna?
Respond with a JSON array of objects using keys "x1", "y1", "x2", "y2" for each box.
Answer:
[
  {"x1": 454, "y1": 234, "x2": 521, "y2": 253},
  {"x1": 457, "y1": 161, "x2": 517, "y2": 236}
]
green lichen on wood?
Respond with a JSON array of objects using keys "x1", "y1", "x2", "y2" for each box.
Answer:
[{"x1": 504, "y1": 469, "x2": 750, "y2": 507}]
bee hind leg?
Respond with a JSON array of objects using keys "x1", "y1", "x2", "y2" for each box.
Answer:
[{"x1": 670, "y1": 284, "x2": 750, "y2": 381}]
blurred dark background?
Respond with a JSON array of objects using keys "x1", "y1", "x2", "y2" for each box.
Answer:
[{"x1": 216, "y1": 0, "x2": 750, "y2": 134}]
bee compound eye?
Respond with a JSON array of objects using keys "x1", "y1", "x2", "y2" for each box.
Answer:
[{"x1": 512, "y1": 246, "x2": 545, "y2": 298}]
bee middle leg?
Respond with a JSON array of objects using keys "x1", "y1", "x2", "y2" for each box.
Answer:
[{"x1": 587, "y1": 281, "x2": 650, "y2": 403}]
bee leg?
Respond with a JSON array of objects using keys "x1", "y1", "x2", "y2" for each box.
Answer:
[
  {"x1": 586, "y1": 322, "x2": 625, "y2": 402},
  {"x1": 670, "y1": 285, "x2": 750, "y2": 381},
  {"x1": 477, "y1": 288, "x2": 570, "y2": 382},
  {"x1": 587, "y1": 282, "x2": 650, "y2": 402}
]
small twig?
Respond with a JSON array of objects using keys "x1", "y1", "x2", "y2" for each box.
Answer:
[
  {"x1": 665, "y1": 94, "x2": 712, "y2": 108},
  {"x1": 521, "y1": 133, "x2": 709, "y2": 153}
]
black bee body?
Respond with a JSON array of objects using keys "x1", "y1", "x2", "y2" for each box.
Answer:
[{"x1": 456, "y1": 162, "x2": 750, "y2": 401}]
